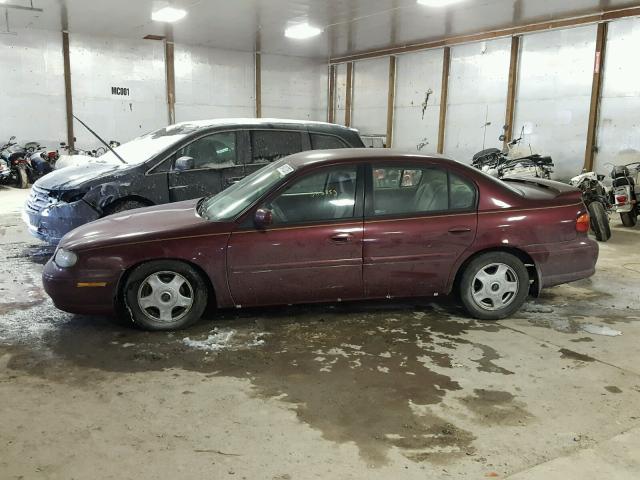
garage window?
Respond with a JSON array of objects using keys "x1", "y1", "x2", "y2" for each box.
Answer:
[
  {"x1": 370, "y1": 166, "x2": 476, "y2": 216},
  {"x1": 251, "y1": 130, "x2": 303, "y2": 164}
]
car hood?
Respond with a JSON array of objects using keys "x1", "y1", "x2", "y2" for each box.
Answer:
[
  {"x1": 60, "y1": 199, "x2": 231, "y2": 251},
  {"x1": 35, "y1": 162, "x2": 136, "y2": 191}
]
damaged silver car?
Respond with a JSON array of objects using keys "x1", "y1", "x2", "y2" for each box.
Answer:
[{"x1": 23, "y1": 118, "x2": 364, "y2": 244}]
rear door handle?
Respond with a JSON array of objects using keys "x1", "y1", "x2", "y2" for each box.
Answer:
[
  {"x1": 330, "y1": 233, "x2": 354, "y2": 243},
  {"x1": 448, "y1": 227, "x2": 472, "y2": 234}
]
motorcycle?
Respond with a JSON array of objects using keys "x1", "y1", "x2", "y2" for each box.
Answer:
[
  {"x1": 55, "y1": 139, "x2": 120, "y2": 169},
  {"x1": 472, "y1": 130, "x2": 554, "y2": 180},
  {"x1": 610, "y1": 162, "x2": 640, "y2": 227},
  {"x1": 24, "y1": 142, "x2": 55, "y2": 182},
  {"x1": 570, "y1": 171, "x2": 612, "y2": 242},
  {"x1": 0, "y1": 137, "x2": 30, "y2": 189}
]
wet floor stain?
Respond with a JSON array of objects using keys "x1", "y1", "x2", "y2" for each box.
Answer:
[
  {"x1": 570, "y1": 337, "x2": 594, "y2": 343},
  {"x1": 1, "y1": 300, "x2": 507, "y2": 465},
  {"x1": 559, "y1": 348, "x2": 596, "y2": 363},
  {"x1": 460, "y1": 389, "x2": 533, "y2": 426},
  {"x1": 605, "y1": 386, "x2": 622, "y2": 394}
]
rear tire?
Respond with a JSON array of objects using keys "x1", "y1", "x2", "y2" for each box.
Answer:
[
  {"x1": 620, "y1": 211, "x2": 637, "y2": 228},
  {"x1": 123, "y1": 260, "x2": 208, "y2": 331},
  {"x1": 459, "y1": 252, "x2": 529, "y2": 321},
  {"x1": 588, "y1": 202, "x2": 611, "y2": 241},
  {"x1": 16, "y1": 166, "x2": 28, "y2": 189}
]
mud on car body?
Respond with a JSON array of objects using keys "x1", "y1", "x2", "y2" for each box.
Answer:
[{"x1": 23, "y1": 118, "x2": 364, "y2": 244}]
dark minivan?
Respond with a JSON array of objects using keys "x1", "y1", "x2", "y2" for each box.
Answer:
[{"x1": 24, "y1": 118, "x2": 364, "y2": 243}]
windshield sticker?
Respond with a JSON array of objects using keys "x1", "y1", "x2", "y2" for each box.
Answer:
[{"x1": 277, "y1": 164, "x2": 294, "y2": 177}]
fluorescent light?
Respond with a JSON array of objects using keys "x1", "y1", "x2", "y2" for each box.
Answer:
[
  {"x1": 417, "y1": 0, "x2": 466, "y2": 7},
  {"x1": 151, "y1": 6, "x2": 187, "y2": 23},
  {"x1": 285, "y1": 23, "x2": 322, "y2": 40}
]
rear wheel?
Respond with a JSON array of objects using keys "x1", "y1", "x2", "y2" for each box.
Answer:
[
  {"x1": 588, "y1": 202, "x2": 611, "y2": 241},
  {"x1": 123, "y1": 260, "x2": 208, "y2": 331},
  {"x1": 459, "y1": 252, "x2": 529, "y2": 320},
  {"x1": 620, "y1": 211, "x2": 637, "y2": 227},
  {"x1": 15, "y1": 166, "x2": 28, "y2": 189}
]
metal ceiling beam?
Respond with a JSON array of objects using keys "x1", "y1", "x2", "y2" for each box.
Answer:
[{"x1": 329, "y1": 5, "x2": 640, "y2": 64}]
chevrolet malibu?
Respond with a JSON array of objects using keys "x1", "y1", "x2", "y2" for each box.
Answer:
[{"x1": 43, "y1": 150, "x2": 599, "y2": 330}]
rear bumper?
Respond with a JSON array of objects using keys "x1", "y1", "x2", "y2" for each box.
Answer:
[
  {"x1": 42, "y1": 259, "x2": 119, "y2": 315},
  {"x1": 528, "y1": 237, "x2": 599, "y2": 289}
]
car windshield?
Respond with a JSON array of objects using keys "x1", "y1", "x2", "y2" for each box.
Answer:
[
  {"x1": 200, "y1": 161, "x2": 297, "y2": 221},
  {"x1": 98, "y1": 123, "x2": 202, "y2": 165}
]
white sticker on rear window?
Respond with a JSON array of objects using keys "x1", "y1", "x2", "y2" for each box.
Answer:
[{"x1": 277, "y1": 164, "x2": 294, "y2": 177}]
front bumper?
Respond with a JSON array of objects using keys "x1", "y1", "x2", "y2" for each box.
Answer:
[
  {"x1": 23, "y1": 194, "x2": 100, "y2": 245},
  {"x1": 42, "y1": 259, "x2": 119, "y2": 315},
  {"x1": 529, "y1": 237, "x2": 599, "y2": 289}
]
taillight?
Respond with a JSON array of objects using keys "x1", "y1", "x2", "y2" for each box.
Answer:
[
  {"x1": 616, "y1": 195, "x2": 628, "y2": 204},
  {"x1": 576, "y1": 212, "x2": 590, "y2": 233}
]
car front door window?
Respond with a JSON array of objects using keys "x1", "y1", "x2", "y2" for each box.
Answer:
[
  {"x1": 265, "y1": 166, "x2": 358, "y2": 225},
  {"x1": 175, "y1": 132, "x2": 238, "y2": 170}
]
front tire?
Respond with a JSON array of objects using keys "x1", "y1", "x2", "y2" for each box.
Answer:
[
  {"x1": 459, "y1": 252, "x2": 529, "y2": 320},
  {"x1": 16, "y1": 166, "x2": 28, "y2": 189},
  {"x1": 103, "y1": 199, "x2": 149, "y2": 216},
  {"x1": 588, "y1": 202, "x2": 611, "y2": 241},
  {"x1": 123, "y1": 260, "x2": 208, "y2": 331},
  {"x1": 620, "y1": 211, "x2": 637, "y2": 227}
]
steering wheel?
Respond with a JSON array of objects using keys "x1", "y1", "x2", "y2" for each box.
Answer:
[{"x1": 270, "y1": 203, "x2": 288, "y2": 223}]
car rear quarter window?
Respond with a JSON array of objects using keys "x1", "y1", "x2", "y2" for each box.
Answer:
[
  {"x1": 371, "y1": 166, "x2": 476, "y2": 217},
  {"x1": 310, "y1": 133, "x2": 349, "y2": 150},
  {"x1": 251, "y1": 130, "x2": 303, "y2": 164}
]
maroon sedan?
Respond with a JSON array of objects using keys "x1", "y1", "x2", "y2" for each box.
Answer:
[{"x1": 43, "y1": 150, "x2": 598, "y2": 330}]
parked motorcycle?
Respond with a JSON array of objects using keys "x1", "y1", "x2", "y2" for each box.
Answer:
[
  {"x1": 610, "y1": 162, "x2": 640, "y2": 227},
  {"x1": 472, "y1": 131, "x2": 554, "y2": 180},
  {"x1": 55, "y1": 139, "x2": 120, "y2": 169},
  {"x1": 570, "y1": 171, "x2": 612, "y2": 242},
  {"x1": 0, "y1": 137, "x2": 29, "y2": 188}
]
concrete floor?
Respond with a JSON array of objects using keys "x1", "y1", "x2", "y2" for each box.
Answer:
[{"x1": 1, "y1": 185, "x2": 639, "y2": 479}]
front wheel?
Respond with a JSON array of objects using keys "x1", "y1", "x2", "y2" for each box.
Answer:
[
  {"x1": 459, "y1": 252, "x2": 529, "y2": 321},
  {"x1": 123, "y1": 260, "x2": 208, "y2": 330},
  {"x1": 620, "y1": 211, "x2": 637, "y2": 227},
  {"x1": 15, "y1": 166, "x2": 28, "y2": 189},
  {"x1": 588, "y1": 202, "x2": 611, "y2": 241}
]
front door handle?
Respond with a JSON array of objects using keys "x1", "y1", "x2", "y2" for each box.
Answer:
[
  {"x1": 448, "y1": 227, "x2": 472, "y2": 234},
  {"x1": 330, "y1": 233, "x2": 354, "y2": 243}
]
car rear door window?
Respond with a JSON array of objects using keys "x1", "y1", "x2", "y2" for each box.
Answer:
[
  {"x1": 310, "y1": 133, "x2": 348, "y2": 150},
  {"x1": 175, "y1": 131, "x2": 238, "y2": 170},
  {"x1": 370, "y1": 166, "x2": 476, "y2": 216},
  {"x1": 251, "y1": 130, "x2": 303, "y2": 164},
  {"x1": 266, "y1": 166, "x2": 358, "y2": 225}
]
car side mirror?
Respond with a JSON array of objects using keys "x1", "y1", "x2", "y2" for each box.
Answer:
[
  {"x1": 498, "y1": 134, "x2": 506, "y2": 142},
  {"x1": 254, "y1": 208, "x2": 273, "y2": 229},
  {"x1": 175, "y1": 156, "x2": 195, "y2": 172}
]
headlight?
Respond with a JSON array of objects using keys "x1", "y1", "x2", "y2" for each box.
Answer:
[{"x1": 54, "y1": 248, "x2": 78, "y2": 268}]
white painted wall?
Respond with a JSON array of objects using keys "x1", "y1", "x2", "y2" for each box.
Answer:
[
  {"x1": 0, "y1": 29, "x2": 66, "y2": 148},
  {"x1": 514, "y1": 25, "x2": 597, "y2": 180},
  {"x1": 334, "y1": 63, "x2": 348, "y2": 126},
  {"x1": 261, "y1": 54, "x2": 328, "y2": 121},
  {"x1": 175, "y1": 45, "x2": 255, "y2": 122},
  {"x1": 393, "y1": 49, "x2": 444, "y2": 153},
  {"x1": 69, "y1": 33, "x2": 167, "y2": 149},
  {"x1": 595, "y1": 17, "x2": 640, "y2": 173},
  {"x1": 351, "y1": 58, "x2": 389, "y2": 137},
  {"x1": 444, "y1": 38, "x2": 511, "y2": 162}
]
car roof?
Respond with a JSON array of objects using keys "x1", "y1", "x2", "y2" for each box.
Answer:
[
  {"x1": 170, "y1": 117, "x2": 359, "y2": 133},
  {"x1": 280, "y1": 148, "x2": 464, "y2": 169}
]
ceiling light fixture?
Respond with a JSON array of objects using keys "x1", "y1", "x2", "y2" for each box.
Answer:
[
  {"x1": 151, "y1": 6, "x2": 187, "y2": 23},
  {"x1": 285, "y1": 22, "x2": 322, "y2": 40},
  {"x1": 417, "y1": 0, "x2": 466, "y2": 7}
]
